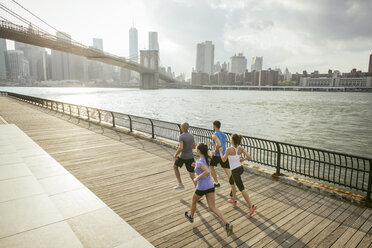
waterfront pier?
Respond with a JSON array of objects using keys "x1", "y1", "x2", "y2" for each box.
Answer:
[{"x1": 0, "y1": 95, "x2": 371, "y2": 247}]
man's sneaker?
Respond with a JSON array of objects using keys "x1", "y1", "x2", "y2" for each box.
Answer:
[
  {"x1": 228, "y1": 198, "x2": 237, "y2": 204},
  {"x1": 249, "y1": 205, "x2": 256, "y2": 216},
  {"x1": 226, "y1": 223, "x2": 233, "y2": 236},
  {"x1": 214, "y1": 182, "x2": 221, "y2": 188},
  {"x1": 173, "y1": 184, "x2": 184, "y2": 190},
  {"x1": 185, "y1": 212, "x2": 194, "y2": 223}
]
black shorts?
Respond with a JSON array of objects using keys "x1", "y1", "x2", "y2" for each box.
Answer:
[
  {"x1": 195, "y1": 187, "x2": 215, "y2": 197},
  {"x1": 174, "y1": 157, "x2": 195, "y2": 173},
  {"x1": 210, "y1": 156, "x2": 230, "y2": 169},
  {"x1": 229, "y1": 166, "x2": 245, "y2": 191}
]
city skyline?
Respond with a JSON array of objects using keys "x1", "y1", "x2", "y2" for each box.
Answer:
[{"x1": 2, "y1": 0, "x2": 371, "y2": 77}]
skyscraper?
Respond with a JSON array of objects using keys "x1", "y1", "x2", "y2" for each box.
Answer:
[
  {"x1": 196, "y1": 41, "x2": 214, "y2": 75},
  {"x1": 251, "y1": 56, "x2": 263, "y2": 71},
  {"x1": 5, "y1": 50, "x2": 29, "y2": 83},
  {"x1": 149, "y1": 32, "x2": 159, "y2": 51},
  {"x1": 0, "y1": 39, "x2": 7, "y2": 81},
  {"x1": 369, "y1": 54, "x2": 372, "y2": 73},
  {"x1": 15, "y1": 41, "x2": 47, "y2": 82},
  {"x1": 129, "y1": 27, "x2": 138, "y2": 62},
  {"x1": 229, "y1": 53, "x2": 247, "y2": 75},
  {"x1": 51, "y1": 32, "x2": 72, "y2": 80},
  {"x1": 93, "y1": 38, "x2": 103, "y2": 51}
]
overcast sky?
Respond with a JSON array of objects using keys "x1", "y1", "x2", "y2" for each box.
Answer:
[{"x1": 2, "y1": 0, "x2": 372, "y2": 77}]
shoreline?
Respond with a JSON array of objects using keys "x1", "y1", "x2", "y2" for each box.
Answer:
[{"x1": 1, "y1": 85, "x2": 372, "y2": 92}]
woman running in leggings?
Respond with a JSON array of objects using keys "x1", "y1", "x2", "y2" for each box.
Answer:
[
  {"x1": 185, "y1": 143, "x2": 233, "y2": 236},
  {"x1": 219, "y1": 134, "x2": 256, "y2": 216}
]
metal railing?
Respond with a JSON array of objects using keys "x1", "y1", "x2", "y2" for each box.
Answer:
[{"x1": 2, "y1": 91, "x2": 371, "y2": 201}]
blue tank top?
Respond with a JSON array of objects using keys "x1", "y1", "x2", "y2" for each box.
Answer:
[
  {"x1": 195, "y1": 157, "x2": 214, "y2": 191},
  {"x1": 213, "y1": 131, "x2": 226, "y2": 157}
]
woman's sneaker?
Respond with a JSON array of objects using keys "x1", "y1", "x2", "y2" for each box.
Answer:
[
  {"x1": 173, "y1": 184, "x2": 184, "y2": 190},
  {"x1": 229, "y1": 190, "x2": 233, "y2": 197},
  {"x1": 249, "y1": 205, "x2": 256, "y2": 216},
  {"x1": 185, "y1": 212, "x2": 194, "y2": 223},
  {"x1": 214, "y1": 182, "x2": 221, "y2": 188},
  {"x1": 225, "y1": 223, "x2": 233, "y2": 236},
  {"x1": 227, "y1": 198, "x2": 237, "y2": 204}
]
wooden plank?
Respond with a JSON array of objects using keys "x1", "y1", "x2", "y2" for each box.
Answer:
[
  {"x1": 249, "y1": 196, "x2": 343, "y2": 248},
  {"x1": 331, "y1": 209, "x2": 372, "y2": 247},
  {"x1": 289, "y1": 197, "x2": 352, "y2": 247},
  {"x1": 180, "y1": 187, "x2": 321, "y2": 248},
  {"x1": 346, "y1": 214, "x2": 372, "y2": 247},
  {"x1": 315, "y1": 205, "x2": 365, "y2": 248}
]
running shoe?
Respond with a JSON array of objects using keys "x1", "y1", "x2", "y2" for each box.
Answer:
[
  {"x1": 173, "y1": 184, "x2": 184, "y2": 190},
  {"x1": 214, "y1": 182, "x2": 221, "y2": 188},
  {"x1": 228, "y1": 198, "x2": 237, "y2": 204},
  {"x1": 249, "y1": 205, "x2": 256, "y2": 216},
  {"x1": 226, "y1": 223, "x2": 233, "y2": 236},
  {"x1": 229, "y1": 190, "x2": 233, "y2": 197},
  {"x1": 185, "y1": 212, "x2": 194, "y2": 223}
]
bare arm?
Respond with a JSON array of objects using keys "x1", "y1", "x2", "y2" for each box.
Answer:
[
  {"x1": 212, "y1": 135, "x2": 221, "y2": 155},
  {"x1": 240, "y1": 147, "x2": 251, "y2": 162},
  {"x1": 174, "y1": 142, "x2": 183, "y2": 158},
  {"x1": 219, "y1": 147, "x2": 231, "y2": 162},
  {"x1": 194, "y1": 163, "x2": 210, "y2": 181}
]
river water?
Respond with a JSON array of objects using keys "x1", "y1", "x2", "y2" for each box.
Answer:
[{"x1": 1, "y1": 87, "x2": 371, "y2": 158}]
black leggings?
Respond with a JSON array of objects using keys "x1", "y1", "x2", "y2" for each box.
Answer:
[{"x1": 229, "y1": 166, "x2": 245, "y2": 191}]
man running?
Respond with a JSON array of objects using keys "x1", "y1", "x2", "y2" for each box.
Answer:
[
  {"x1": 210, "y1": 120, "x2": 231, "y2": 188},
  {"x1": 173, "y1": 122, "x2": 196, "y2": 190}
]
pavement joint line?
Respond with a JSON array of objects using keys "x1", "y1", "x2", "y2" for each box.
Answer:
[{"x1": 0, "y1": 115, "x2": 8, "y2": 124}]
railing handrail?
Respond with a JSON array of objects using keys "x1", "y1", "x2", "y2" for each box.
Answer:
[{"x1": 1, "y1": 90, "x2": 371, "y2": 201}]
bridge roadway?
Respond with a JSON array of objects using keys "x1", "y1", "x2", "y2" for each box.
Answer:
[{"x1": 0, "y1": 96, "x2": 371, "y2": 247}]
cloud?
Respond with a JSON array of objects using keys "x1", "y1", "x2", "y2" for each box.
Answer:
[{"x1": 139, "y1": 0, "x2": 372, "y2": 76}]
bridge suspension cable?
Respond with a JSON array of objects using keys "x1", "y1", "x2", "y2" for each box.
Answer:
[
  {"x1": 10, "y1": 0, "x2": 60, "y2": 33},
  {"x1": 1, "y1": 0, "x2": 85, "y2": 47},
  {"x1": 0, "y1": 3, "x2": 49, "y2": 34}
]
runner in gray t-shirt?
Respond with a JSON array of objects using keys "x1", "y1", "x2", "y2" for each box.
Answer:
[{"x1": 173, "y1": 122, "x2": 196, "y2": 190}]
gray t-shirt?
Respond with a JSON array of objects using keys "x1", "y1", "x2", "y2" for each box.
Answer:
[{"x1": 179, "y1": 132, "x2": 194, "y2": 159}]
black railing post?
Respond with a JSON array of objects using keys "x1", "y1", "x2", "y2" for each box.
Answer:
[
  {"x1": 149, "y1": 119, "x2": 155, "y2": 138},
  {"x1": 86, "y1": 107, "x2": 90, "y2": 121},
  {"x1": 77, "y1": 106, "x2": 80, "y2": 118},
  {"x1": 69, "y1": 104, "x2": 72, "y2": 117},
  {"x1": 128, "y1": 115, "x2": 132, "y2": 132},
  {"x1": 367, "y1": 159, "x2": 372, "y2": 202},
  {"x1": 98, "y1": 110, "x2": 101, "y2": 123},
  {"x1": 177, "y1": 123, "x2": 181, "y2": 134},
  {"x1": 111, "y1": 112, "x2": 115, "y2": 127},
  {"x1": 275, "y1": 142, "x2": 281, "y2": 175}
]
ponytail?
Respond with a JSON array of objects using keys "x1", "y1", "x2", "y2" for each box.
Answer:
[
  {"x1": 231, "y1": 133, "x2": 242, "y2": 146},
  {"x1": 197, "y1": 143, "x2": 209, "y2": 165}
]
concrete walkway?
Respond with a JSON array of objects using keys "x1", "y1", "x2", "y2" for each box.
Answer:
[
  {"x1": 0, "y1": 96, "x2": 371, "y2": 247},
  {"x1": 0, "y1": 124, "x2": 153, "y2": 248}
]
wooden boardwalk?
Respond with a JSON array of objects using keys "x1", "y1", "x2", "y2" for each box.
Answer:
[{"x1": 0, "y1": 96, "x2": 371, "y2": 248}]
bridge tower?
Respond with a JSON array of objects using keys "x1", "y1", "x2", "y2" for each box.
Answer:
[{"x1": 140, "y1": 50, "x2": 159, "y2": 89}]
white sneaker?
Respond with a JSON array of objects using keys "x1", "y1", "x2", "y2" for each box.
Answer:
[{"x1": 173, "y1": 184, "x2": 185, "y2": 190}]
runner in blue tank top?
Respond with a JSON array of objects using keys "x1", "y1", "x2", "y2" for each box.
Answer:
[
  {"x1": 210, "y1": 120, "x2": 232, "y2": 188},
  {"x1": 184, "y1": 143, "x2": 233, "y2": 236}
]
